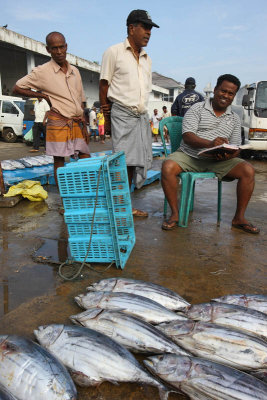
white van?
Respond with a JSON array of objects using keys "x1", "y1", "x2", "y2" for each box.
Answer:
[
  {"x1": 233, "y1": 81, "x2": 267, "y2": 158},
  {"x1": 0, "y1": 95, "x2": 25, "y2": 142}
]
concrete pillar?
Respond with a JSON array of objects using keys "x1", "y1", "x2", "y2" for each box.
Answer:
[{"x1": 26, "y1": 51, "x2": 35, "y2": 73}]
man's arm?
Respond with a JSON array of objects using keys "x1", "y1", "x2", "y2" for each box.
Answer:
[
  {"x1": 13, "y1": 85, "x2": 52, "y2": 106},
  {"x1": 171, "y1": 97, "x2": 179, "y2": 116},
  {"x1": 183, "y1": 132, "x2": 228, "y2": 149},
  {"x1": 99, "y1": 79, "x2": 111, "y2": 133}
]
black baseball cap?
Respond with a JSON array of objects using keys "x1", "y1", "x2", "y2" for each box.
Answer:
[
  {"x1": 185, "y1": 77, "x2": 196, "y2": 86},
  {"x1": 127, "y1": 10, "x2": 159, "y2": 28}
]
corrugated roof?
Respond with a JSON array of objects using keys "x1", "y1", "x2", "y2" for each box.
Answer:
[{"x1": 152, "y1": 72, "x2": 183, "y2": 89}]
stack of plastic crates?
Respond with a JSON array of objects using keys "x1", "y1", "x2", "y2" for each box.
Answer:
[{"x1": 57, "y1": 152, "x2": 135, "y2": 269}]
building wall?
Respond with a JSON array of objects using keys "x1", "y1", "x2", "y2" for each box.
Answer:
[{"x1": 0, "y1": 40, "x2": 100, "y2": 106}]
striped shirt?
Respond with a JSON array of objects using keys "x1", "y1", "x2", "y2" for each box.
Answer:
[{"x1": 181, "y1": 99, "x2": 241, "y2": 159}]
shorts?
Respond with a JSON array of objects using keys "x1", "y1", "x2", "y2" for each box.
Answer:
[
  {"x1": 152, "y1": 128, "x2": 159, "y2": 135},
  {"x1": 90, "y1": 129, "x2": 98, "y2": 136},
  {"x1": 98, "y1": 125, "x2": 104, "y2": 136},
  {"x1": 167, "y1": 150, "x2": 244, "y2": 181}
]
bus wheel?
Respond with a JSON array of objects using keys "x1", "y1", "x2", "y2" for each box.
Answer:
[{"x1": 2, "y1": 128, "x2": 17, "y2": 143}]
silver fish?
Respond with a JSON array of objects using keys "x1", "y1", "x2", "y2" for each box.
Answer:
[
  {"x1": 1, "y1": 161, "x2": 17, "y2": 170},
  {"x1": 0, "y1": 335, "x2": 77, "y2": 400},
  {"x1": 0, "y1": 385, "x2": 17, "y2": 400},
  {"x1": 12, "y1": 160, "x2": 25, "y2": 169},
  {"x1": 17, "y1": 158, "x2": 33, "y2": 168},
  {"x1": 20, "y1": 157, "x2": 41, "y2": 167},
  {"x1": 144, "y1": 354, "x2": 267, "y2": 400},
  {"x1": 34, "y1": 324, "x2": 168, "y2": 398},
  {"x1": 213, "y1": 294, "x2": 267, "y2": 315},
  {"x1": 184, "y1": 302, "x2": 267, "y2": 340},
  {"x1": 158, "y1": 320, "x2": 267, "y2": 371},
  {"x1": 70, "y1": 308, "x2": 189, "y2": 355},
  {"x1": 75, "y1": 291, "x2": 188, "y2": 324},
  {"x1": 87, "y1": 278, "x2": 190, "y2": 310},
  {"x1": 29, "y1": 156, "x2": 47, "y2": 165}
]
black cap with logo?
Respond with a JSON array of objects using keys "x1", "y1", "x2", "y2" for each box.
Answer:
[
  {"x1": 185, "y1": 77, "x2": 196, "y2": 86},
  {"x1": 126, "y1": 10, "x2": 159, "y2": 28}
]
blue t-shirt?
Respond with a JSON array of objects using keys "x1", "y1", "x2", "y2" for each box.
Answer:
[{"x1": 171, "y1": 89, "x2": 204, "y2": 117}]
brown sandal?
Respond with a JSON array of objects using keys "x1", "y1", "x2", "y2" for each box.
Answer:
[
  {"x1": 132, "y1": 208, "x2": 148, "y2": 217},
  {"x1": 162, "y1": 219, "x2": 178, "y2": 230}
]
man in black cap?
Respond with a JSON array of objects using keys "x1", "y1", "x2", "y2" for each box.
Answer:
[
  {"x1": 171, "y1": 77, "x2": 204, "y2": 117},
  {"x1": 99, "y1": 10, "x2": 159, "y2": 217}
]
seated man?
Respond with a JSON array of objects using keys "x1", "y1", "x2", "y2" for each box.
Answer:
[{"x1": 161, "y1": 74, "x2": 259, "y2": 234}]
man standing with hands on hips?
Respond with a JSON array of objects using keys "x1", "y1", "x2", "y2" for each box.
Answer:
[{"x1": 99, "y1": 10, "x2": 159, "y2": 217}]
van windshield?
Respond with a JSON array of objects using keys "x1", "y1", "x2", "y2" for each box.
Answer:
[
  {"x1": 255, "y1": 81, "x2": 267, "y2": 110},
  {"x1": 14, "y1": 101, "x2": 25, "y2": 113}
]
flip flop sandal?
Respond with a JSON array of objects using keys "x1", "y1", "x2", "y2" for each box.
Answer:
[
  {"x1": 232, "y1": 223, "x2": 260, "y2": 234},
  {"x1": 162, "y1": 220, "x2": 178, "y2": 231},
  {"x1": 132, "y1": 209, "x2": 148, "y2": 217}
]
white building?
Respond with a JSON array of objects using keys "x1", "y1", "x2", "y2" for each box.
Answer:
[{"x1": 0, "y1": 27, "x2": 100, "y2": 107}]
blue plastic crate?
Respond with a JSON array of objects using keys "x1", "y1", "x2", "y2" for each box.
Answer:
[{"x1": 57, "y1": 152, "x2": 135, "y2": 269}]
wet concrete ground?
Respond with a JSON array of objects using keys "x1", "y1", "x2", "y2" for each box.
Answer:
[{"x1": 0, "y1": 139, "x2": 266, "y2": 399}]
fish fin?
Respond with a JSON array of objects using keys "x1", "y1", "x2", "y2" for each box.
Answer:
[
  {"x1": 158, "y1": 388, "x2": 170, "y2": 400},
  {"x1": 106, "y1": 379, "x2": 119, "y2": 386}
]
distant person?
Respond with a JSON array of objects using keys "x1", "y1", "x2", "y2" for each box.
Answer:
[
  {"x1": 97, "y1": 107, "x2": 105, "y2": 144},
  {"x1": 162, "y1": 74, "x2": 259, "y2": 234},
  {"x1": 171, "y1": 77, "x2": 204, "y2": 117},
  {"x1": 151, "y1": 108, "x2": 160, "y2": 142},
  {"x1": 30, "y1": 97, "x2": 50, "y2": 152},
  {"x1": 13, "y1": 31, "x2": 90, "y2": 189},
  {"x1": 161, "y1": 105, "x2": 171, "y2": 119},
  {"x1": 161, "y1": 105, "x2": 171, "y2": 143},
  {"x1": 99, "y1": 9, "x2": 160, "y2": 217},
  {"x1": 89, "y1": 106, "x2": 98, "y2": 141}
]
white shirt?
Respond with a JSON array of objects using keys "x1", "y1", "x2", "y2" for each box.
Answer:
[
  {"x1": 152, "y1": 114, "x2": 160, "y2": 129},
  {"x1": 34, "y1": 99, "x2": 50, "y2": 122},
  {"x1": 161, "y1": 111, "x2": 171, "y2": 119},
  {"x1": 89, "y1": 110, "x2": 97, "y2": 129},
  {"x1": 100, "y1": 38, "x2": 152, "y2": 113}
]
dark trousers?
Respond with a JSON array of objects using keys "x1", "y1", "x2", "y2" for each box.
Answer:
[{"x1": 33, "y1": 122, "x2": 46, "y2": 150}]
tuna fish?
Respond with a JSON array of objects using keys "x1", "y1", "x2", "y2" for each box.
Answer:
[
  {"x1": 1, "y1": 161, "x2": 17, "y2": 170},
  {"x1": 213, "y1": 294, "x2": 267, "y2": 315},
  {"x1": 0, "y1": 335, "x2": 77, "y2": 400},
  {"x1": 144, "y1": 354, "x2": 267, "y2": 400},
  {"x1": 17, "y1": 158, "x2": 33, "y2": 168},
  {"x1": 87, "y1": 277, "x2": 190, "y2": 310},
  {"x1": 34, "y1": 324, "x2": 168, "y2": 398},
  {"x1": 20, "y1": 157, "x2": 41, "y2": 167},
  {"x1": 0, "y1": 385, "x2": 17, "y2": 400},
  {"x1": 75, "y1": 291, "x2": 188, "y2": 324},
  {"x1": 157, "y1": 320, "x2": 267, "y2": 371},
  {"x1": 70, "y1": 309, "x2": 189, "y2": 355},
  {"x1": 183, "y1": 302, "x2": 267, "y2": 340}
]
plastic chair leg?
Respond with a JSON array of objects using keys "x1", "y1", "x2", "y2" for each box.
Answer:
[
  {"x1": 164, "y1": 197, "x2": 168, "y2": 217},
  {"x1": 190, "y1": 181, "x2": 195, "y2": 212},
  {"x1": 178, "y1": 174, "x2": 190, "y2": 227},
  {"x1": 217, "y1": 180, "x2": 222, "y2": 226}
]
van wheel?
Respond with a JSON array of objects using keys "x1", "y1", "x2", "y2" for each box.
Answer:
[{"x1": 2, "y1": 128, "x2": 17, "y2": 143}]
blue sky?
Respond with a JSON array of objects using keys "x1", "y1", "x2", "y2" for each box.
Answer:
[{"x1": 2, "y1": 0, "x2": 267, "y2": 93}]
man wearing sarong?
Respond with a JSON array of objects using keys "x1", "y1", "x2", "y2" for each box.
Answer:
[
  {"x1": 99, "y1": 10, "x2": 159, "y2": 217},
  {"x1": 13, "y1": 31, "x2": 90, "y2": 188}
]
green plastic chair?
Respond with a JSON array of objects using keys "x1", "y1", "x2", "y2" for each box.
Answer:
[{"x1": 159, "y1": 116, "x2": 222, "y2": 227}]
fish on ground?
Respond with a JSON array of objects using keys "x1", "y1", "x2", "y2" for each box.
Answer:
[
  {"x1": 0, "y1": 335, "x2": 77, "y2": 400},
  {"x1": 213, "y1": 294, "x2": 267, "y2": 315},
  {"x1": 0, "y1": 385, "x2": 17, "y2": 400},
  {"x1": 75, "y1": 291, "x2": 188, "y2": 324},
  {"x1": 183, "y1": 302, "x2": 267, "y2": 340},
  {"x1": 87, "y1": 277, "x2": 190, "y2": 311},
  {"x1": 157, "y1": 320, "x2": 267, "y2": 371},
  {"x1": 144, "y1": 354, "x2": 267, "y2": 400},
  {"x1": 34, "y1": 324, "x2": 169, "y2": 399},
  {"x1": 70, "y1": 309, "x2": 189, "y2": 355}
]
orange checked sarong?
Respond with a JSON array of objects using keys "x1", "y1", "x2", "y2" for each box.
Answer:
[{"x1": 46, "y1": 110, "x2": 90, "y2": 157}]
